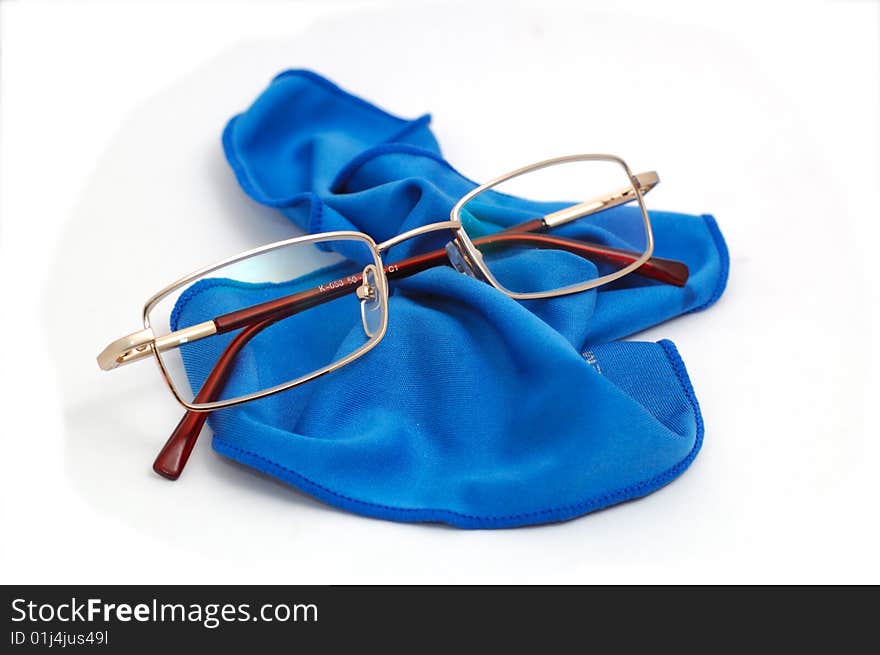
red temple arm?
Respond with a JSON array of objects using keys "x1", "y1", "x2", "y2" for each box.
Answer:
[
  {"x1": 155, "y1": 227, "x2": 689, "y2": 478},
  {"x1": 473, "y1": 232, "x2": 689, "y2": 287},
  {"x1": 213, "y1": 231, "x2": 688, "y2": 334},
  {"x1": 152, "y1": 318, "x2": 277, "y2": 480}
]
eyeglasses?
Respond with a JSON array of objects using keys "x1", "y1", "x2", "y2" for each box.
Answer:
[{"x1": 97, "y1": 154, "x2": 689, "y2": 479}]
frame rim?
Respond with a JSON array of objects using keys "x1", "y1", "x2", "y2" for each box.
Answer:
[
  {"x1": 143, "y1": 230, "x2": 390, "y2": 412},
  {"x1": 448, "y1": 153, "x2": 655, "y2": 301}
]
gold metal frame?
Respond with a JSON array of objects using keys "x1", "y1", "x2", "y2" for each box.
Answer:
[
  {"x1": 449, "y1": 154, "x2": 654, "y2": 300},
  {"x1": 100, "y1": 231, "x2": 390, "y2": 411},
  {"x1": 97, "y1": 154, "x2": 657, "y2": 412}
]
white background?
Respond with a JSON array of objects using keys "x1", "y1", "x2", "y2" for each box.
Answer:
[{"x1": 1, "y1": 0, "x2": 877, "y2": 584}]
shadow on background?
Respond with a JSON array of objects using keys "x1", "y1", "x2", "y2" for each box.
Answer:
[{"x1": 42, "y1": 3, "x2": 866, "y2": 554}]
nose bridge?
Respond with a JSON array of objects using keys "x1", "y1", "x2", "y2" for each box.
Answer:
[{"x1": 375, "y1": 220, "x2": 460, "y2": 253}]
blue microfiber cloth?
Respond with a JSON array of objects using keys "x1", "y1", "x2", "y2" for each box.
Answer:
[{"x1": 175, "y1": 70, "x2": 729, "y2": 528}]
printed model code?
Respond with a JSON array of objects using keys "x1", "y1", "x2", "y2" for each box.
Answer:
[{"x1": 10, "y1": 630, "x2": 109, "y2": 649}]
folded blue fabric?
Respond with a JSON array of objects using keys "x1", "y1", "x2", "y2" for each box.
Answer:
[{"x1": 180, "y1": 70, "x2": 729, "y2": 528}]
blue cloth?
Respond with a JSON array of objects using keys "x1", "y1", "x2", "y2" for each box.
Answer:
[{"x1": 175, "y1": 69, "x2": 729, "y2": 527}]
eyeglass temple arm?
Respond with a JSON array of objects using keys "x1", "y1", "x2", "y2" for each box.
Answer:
[
  {"x1": 150, "y1": 249, "x2": 460, "y2": 478},
  {"x1": 100, "y1": 215, "x2": 686, "y2": 377},
  {"x1": 153, "y1": 239, "x2": 687, "y2": 479},
  {"x1": 152, "y1": 318, "x2": 277, "y2": 480},
  {"x1": 210, "y1": 234, "x2": 686, "y2": 336},
  {"x1": 473, "y1": 230, "x2": 688, "y2": 286},
  {"x1": 154, "y1": 267, "x2": 424, "y2": 479},
  {"x1": 152, "y1": 235, "x2": 687, "y2": 481},
  {"x1": 153, "y1": 239, "x2": 672, "y2": 478},
  {"x1": 541, "y1": 170, "x2": 659, "y2": 229},
  {"x1": 134, "y1": 225, "x2": 687, "y2": 382}
]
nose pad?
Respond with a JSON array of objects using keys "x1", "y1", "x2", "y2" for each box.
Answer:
[
  {"x1": 445, "y1": 240, "x2": 488, "y2": 282},
  {"x1": 357, "y1": 264, "x2": 384, "y2": 338}
]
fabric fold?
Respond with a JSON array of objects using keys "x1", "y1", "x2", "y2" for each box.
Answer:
[{"x1": 175, "y1": 69, "x2": 730, "y2": 527}]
